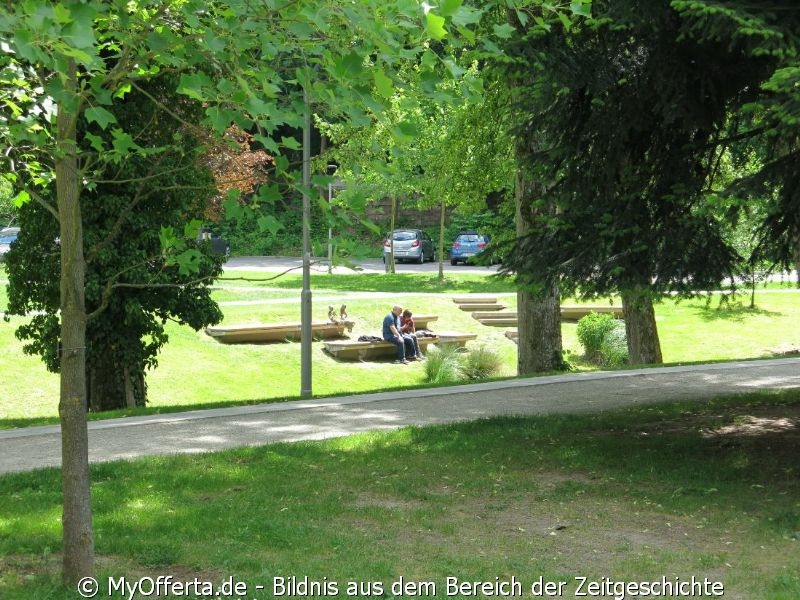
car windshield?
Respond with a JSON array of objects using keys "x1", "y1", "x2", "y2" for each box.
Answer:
[
  {"x1": 392, "y1": 231, "x2": 417, "y2": 241},
  {"x1": 457, "y1": 235, "x2": 481, "y2": 243}
]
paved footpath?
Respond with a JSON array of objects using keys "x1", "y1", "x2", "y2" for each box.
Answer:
[{"x1": 2, "y1": 358, "x2": 799, "y2": 475}]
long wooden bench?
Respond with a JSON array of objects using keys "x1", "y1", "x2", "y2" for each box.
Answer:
[
  {"x1": 452, "y1": 296, "x2": 498, "y2": 305},
  {"x1": 474, "y1": 306, "x2": 624, "y2": 326},
  {"x1": 560, "y1": 305, "x2": 623, "y2": 320},
  {"x1": 206, "y1": 321, "x2": 353, "y2": 344},
  {"x1": 323, "y1": 332, "x2": 476, "y2": 361},
  {"x1": 477, "y1": 315, "x2": 518, "y2": 327},
  {"x1": 459, "y1": 303, "x2": 507, "y2": 312},
  {"x1": 410, "y1": 315, "x2": 438, "y2": 330}
]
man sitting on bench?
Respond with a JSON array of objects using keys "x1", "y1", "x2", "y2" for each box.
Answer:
[{"x1": 383, "y1": 305, "x2": 422, "y2": 364}]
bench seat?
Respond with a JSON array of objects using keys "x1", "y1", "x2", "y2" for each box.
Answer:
[
  {"x1": 206, "y1": 321, "x2": 352, "y2": 344},
  {"x1": 323, "y1": 332, "x2": 476, "y2": 361},
  {"x1": 452, "y1": 296, "x2": 498, "y2": 305},
  {"x1": 458, "y1": 303, "x2": 507, "y2": 312}
]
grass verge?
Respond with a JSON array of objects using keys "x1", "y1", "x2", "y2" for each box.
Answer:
[
  {"x1": 1, "y1": 271, "x2": 799, "y2": 427},
  {"x1": 0, "y1": 389, "x2": 798, "y2": 599}
]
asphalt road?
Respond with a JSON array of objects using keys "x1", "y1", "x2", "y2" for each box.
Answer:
[
  {"x1": 2, "y1": 357, "x2": 798, "y2": 475},
  {"x1": 223, "y1": 255, "x2": 500, "y2": 275}
]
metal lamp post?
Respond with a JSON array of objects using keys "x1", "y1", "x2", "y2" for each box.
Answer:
[{"x1": 300, "y1": 88, "x2": 312, "y2": 398}]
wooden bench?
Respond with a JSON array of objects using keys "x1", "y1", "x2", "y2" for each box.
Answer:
[
  {"x1": 476, "y1": 315, "x2": 518, "y2": 327},
  {"x1": 452, "y1": 296, "x2": 498, "y2": 305},
  {"x1": 323, "y1": 332, "x2": 476, "y2": 361},
  {"x1": 560, "y1": 305, "x2": 623, "y2": 321},
  {"x1": 458, "y1": 303, "x2": 507, "y2": 312},
  {"x1": 474, "y1": 306, "x2": 624, "y2": 326},
  {"x1": 206, "y1": 321, "x2": 353, "y2": 344},
  {"x1": 410, "y1": 315, "x2": 438, "y2": 330}
]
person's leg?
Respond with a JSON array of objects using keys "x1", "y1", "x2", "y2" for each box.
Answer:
[
  {"x1": 403, "y1": 333, "x2": 417, "y2": 358},
  {"x1": 408, "y1": 334, "x2": 421, "y2": 357},
  {"x1": 386, "y1": 336, "x2": 405, "y2": 361}
]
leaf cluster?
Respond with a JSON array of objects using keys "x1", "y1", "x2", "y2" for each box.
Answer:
[{"x1": 499, "y1": 0, "x2": 800, "y2": 298}]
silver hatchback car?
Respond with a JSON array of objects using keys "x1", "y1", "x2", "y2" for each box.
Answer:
[{"x1": 382, "y1": 229, "x2": 436, "y2": 264}]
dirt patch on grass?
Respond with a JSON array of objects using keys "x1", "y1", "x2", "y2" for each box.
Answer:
[{"x1": 636, "y1": 404, "x2": 800, "y2": 443}]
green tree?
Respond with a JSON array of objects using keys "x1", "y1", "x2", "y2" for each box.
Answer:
[
  {"x1": 4, "y1": 77, "x2": 224, "y2": 411},
  {"x1": 0, "y1": 177, "x2": 15, "y2": 225},
  {"x1": 500, "y1": 0, "x2": 798, "y2": 364},
  {"x1": 0, "y1": 0, "x2": 494, "y2": 583}
]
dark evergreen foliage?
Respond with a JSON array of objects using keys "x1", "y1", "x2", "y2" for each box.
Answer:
[{"x1": 499, "y1": 0, "x2": 800, "y2": 297}]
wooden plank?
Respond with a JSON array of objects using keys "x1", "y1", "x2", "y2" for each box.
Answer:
[
  {"x1": 471, "y1": 311, "x2": 517, "y2": 319},
  {"x1": 560, "y1": 305, "x2": 623, "y2": 321},
  {"x1": 323, "y1": 336, "x2": 440, "y2": 360},
  {"x1": 452, "y1": 296, "x2": 498, "y2": 304},
  {"x1": 471, "y1": 306, "x2": 623, "y2": 325},
  {"x1": 206, "y1": 321, "x2": 352, "y2": 344},
  {"x1": 477, "y1": 316, "x2": 518, "y2": 327},
  {"x1": 458, "y1": 303, "x2": 506, "y2": 312},
  {"x1": 410, "y1": 315, "x2": 438, "y2": 330},
  {"x1": 323, "y1": 333, "x2": 477, "y2": 361},
  {"x1": 435, "y1": 332, "x2": 478, "y2": 345}
]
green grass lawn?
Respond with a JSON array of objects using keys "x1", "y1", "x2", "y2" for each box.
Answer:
[
  {"x1": 1, "y1": 268, "x2": 799, "y2": 427},
  {"x1": 0, "y1": 390, "x2": 797, "y2": 599}
]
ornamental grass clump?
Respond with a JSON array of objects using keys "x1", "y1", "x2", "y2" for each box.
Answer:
[
  {"x1": 423, "y1": 345, "x2": 463, "y2": 384},
  {"x1": 576, "y1": 312, "x2": 629, "y2": 367},
  {"x1": 461, "y1": 346, "x2": 504, "y2": 380}
]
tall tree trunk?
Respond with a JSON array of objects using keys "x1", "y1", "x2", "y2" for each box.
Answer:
[
  {"x1": 515, "y1": 164, "x2": 563, "y2": 374},
  {"x1": 794, "y1": 237, "x2": 800, "y2": 289},
  {"x1": 387, "y1": 193, "x2": 396, "y2": 274},
  {"x1": 56, "y1": 75, "x2": 95, "y2": 584},
  {"x1": 88, "y1": 359, "x2": 147, "y2": 411},
  {"x1": 621, "y1": 285, "x2": 663, "y2": 365},
  {"x1": 438, "y1": 199, "x2": 445, "y2": 283}
]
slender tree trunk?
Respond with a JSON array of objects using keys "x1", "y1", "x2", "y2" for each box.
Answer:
[
  {"x1": 794, "y1": 237, "x2": 800, "y2": 289},
  {"x1": 515, "y1": 164, "x2": 563, "y2": 374},
  {"x1": 387, "y1": 194, "x2": 396, "y2": 274},
  {"x1": 56, "y1": 75, "x2": 95, "y2": 584},
  {"x1": 621, "y1": 285, "x2": 663, "y2": 365},
  {"x1": 438, "y1": 199, "x2": 445, "y2": 283}
]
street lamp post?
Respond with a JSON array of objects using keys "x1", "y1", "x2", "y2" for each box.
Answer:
[{"x1": 300, "y1": 88, "x2": 312, "y2": 398}]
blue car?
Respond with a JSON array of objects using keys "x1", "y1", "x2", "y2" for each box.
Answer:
[{"x1": 450, "y1": 232, "x2": 490, "y2": 265}]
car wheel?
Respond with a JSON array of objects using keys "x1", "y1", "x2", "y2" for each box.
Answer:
[
  {"x1": 417, "y1": 252, "x2": 424, "y2": 264},
  {"x1": 450, "y1": 258, "x2": 457, "y2": 266}
]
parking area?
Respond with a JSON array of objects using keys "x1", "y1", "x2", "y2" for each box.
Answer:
[{"x1": 224, "y1": 256, "x2": 500, "y2": 275}]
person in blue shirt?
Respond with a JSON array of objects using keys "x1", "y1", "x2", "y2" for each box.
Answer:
[{"x1": 382, "y1": 305, "x2": 422, "y2": 363}]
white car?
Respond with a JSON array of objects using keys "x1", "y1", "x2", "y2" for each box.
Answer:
[{"x1": 0, "y1": 226, "x2": 19, "y2": 261}]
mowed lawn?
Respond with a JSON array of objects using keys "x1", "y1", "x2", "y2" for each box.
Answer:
[
  {"x1": 1, "y1": 267, "x2": 799, "y2": 425},
  {"x1": 0, "y1": 391, "x2": 798, "y2": 599}
]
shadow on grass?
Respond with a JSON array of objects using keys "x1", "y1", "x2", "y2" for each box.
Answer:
[{"x1": 692, "y1": 302, "x2": 782, "y2": 322}]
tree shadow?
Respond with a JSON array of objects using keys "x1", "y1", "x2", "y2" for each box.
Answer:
[{"x1": 692, "y1": 300, "x2": 782, "y2": 322}]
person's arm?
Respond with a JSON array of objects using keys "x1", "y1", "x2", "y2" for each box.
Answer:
[{"x1": 390, "y1": 322, "x2": 402, "y2": 340}]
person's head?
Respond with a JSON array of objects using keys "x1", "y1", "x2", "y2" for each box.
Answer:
[
  {"x1": 392, "y1": 305, "x2": 403, "y2": 316},
  {"x1": 402, "y1": 309, "x2": 412, "y2": 318}
]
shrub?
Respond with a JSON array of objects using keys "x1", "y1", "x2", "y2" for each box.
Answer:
[
  {"x1": 598, "y1": 322, "x2": 629, "y2": 367},
  {"x1": 423, "y1": 345, "x2": 462, "y2": 384},
  {"x1": 576, "y1": 312, "x2": 628, "y2": 366},
  {"x1": 461, "y1": 346, "x2": 504, "y2": 380}
]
